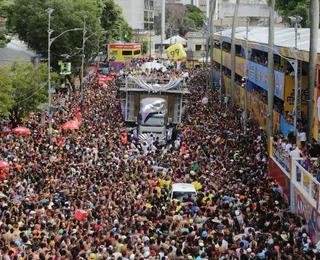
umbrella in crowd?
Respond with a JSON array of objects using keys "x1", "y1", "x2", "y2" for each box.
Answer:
[
  {"x1": 61, "y1": 120, "x2": 79, "y2": 130},
  {"x1": 0, "y1": 160, "x2": 10, "y2": 169},
  {"x1": 12, "y1": 126, "x2": 31, "y2": 135},
  {"x1": 201, "y1": 97, "x2": 209, "y2": 104}
]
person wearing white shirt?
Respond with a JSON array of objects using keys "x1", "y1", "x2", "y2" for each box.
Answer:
[
  {"x1": 290, "y1": 146, "x2": 301, "y2": 158},
  {"x1": 285, "y1": 142, "x2": 292, "y2": 153},
  {"x1": 299, "y1": 131, "x2": 307, "y2": 147}
]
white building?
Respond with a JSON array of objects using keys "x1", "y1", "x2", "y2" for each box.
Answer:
[
  {"x1": 114, "y1": 0, "x2": 156, "y2": 55},
  {"x1": 114, "y1": 0, "x2": 155, "y2": 31},
  {"x1": 192, "y1": 0, "x2": 271, "y2": 22}
]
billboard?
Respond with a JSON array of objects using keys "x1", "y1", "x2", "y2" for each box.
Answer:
[
  {"x1": 247, "y1": 61, "x2": 285, "y2": 100},
  {"x1": 269, "y1": 158, "x2": 291, "y2": 204}
]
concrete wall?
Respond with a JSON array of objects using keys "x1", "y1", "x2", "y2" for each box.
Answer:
[
  {"x1": 114, "y1": 0, "x2": 145, "y2": 30},
  {"x1": 186, "y1": 32, "x2": 206, "y2": 51},
  {"x1": 218, "y1": 3, "x2": 269, "y2": 19}
]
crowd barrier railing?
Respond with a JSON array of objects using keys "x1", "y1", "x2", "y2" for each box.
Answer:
[{"x1": 291, "y1": 158, "x2": 320, "y2": 209}]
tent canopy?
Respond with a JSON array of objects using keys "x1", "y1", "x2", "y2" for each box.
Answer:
[
  {"x1": 141, "y1": 61, "x2": 167, "y2": 72},
  {"x1": 164, "y1": 35, "x2": 187, "y2": 45}
]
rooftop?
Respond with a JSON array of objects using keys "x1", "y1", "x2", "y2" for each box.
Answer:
[{"x1": 214, "y1": 27, "x2": 320, "y2": 54}]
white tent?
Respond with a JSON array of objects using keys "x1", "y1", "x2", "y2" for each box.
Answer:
[
  {"x1": 164, "y1": 35, "x2": 187, "y2": 45},
  {"x1": 141, "y1": 61, "x2": 167, "y2": 72}
]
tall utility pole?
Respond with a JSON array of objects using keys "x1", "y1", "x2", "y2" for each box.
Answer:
[
  {"x1": 230, "y1": 0, "x2": 240, "y2": 106},
  {"x1": 308, "y1": 0, "x2": 319, "y2": 141},
  {"x1": 46, "y1": 8, "x2": 53, "y2": 136},
  {"x1": 289, "y1": 16, "x2": 302, "y2": 135},
  {"x1": 243, "y1": 17, "x2": 250, "y2": 137},
  {"x1": 149, "y1": 21, "x2": 152, "y2": 58},
  {"x1": 81, "y1": 16, "x2": 87, "y2": 84},
  {"x1": 161, "y1": 0, "x2": 165, "y2": 58},
  {"x1": 205, "y1": 19, "x2": 209, "y2": 90},
  {"x1": 209, "y1": 0, "x2": 217, "y2": 89},
  {"x1": 267, "y1": 0, "x2": 275, "y2": 148}
]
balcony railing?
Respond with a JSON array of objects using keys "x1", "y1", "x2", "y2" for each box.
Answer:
[
  {"x1": 292, "y1": 158, "x2": 320, "y2": 208},
  {"x1": 272, "y1": 142, "x2": 290, "y2": 174}
]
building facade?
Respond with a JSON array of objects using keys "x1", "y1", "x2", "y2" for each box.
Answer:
[
  {"x1": 114, "y1": 0, "x2": 156, "y2": 55},
  {"x1": 114, "y1": 0, "x2": 155, "y2": 31}
]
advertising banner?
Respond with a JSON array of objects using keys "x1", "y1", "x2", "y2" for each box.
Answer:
[
  {"x1": 315, "y1": 87, "x2": 319, "y2": 142},
  {"x1": 247, "y1": 61, "x2": 285, "y2": 99},
  {"x1": 283, "y1": 76, "x2": 308, "y2": 116},
  {"x1": 222, "y1": 51, "x2": 246, "y2": 77},
  {"x1": 293, "y1": 186, "x2": 320, "y2": 244},
  {"x1": 269, "y1": 158, "x2": 290, "y2": 204},
  {"x1": 223, "y1": 75, "x2": 231, "y2": 96}
]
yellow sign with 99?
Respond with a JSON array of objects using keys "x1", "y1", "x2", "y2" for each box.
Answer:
[{"x1": 167, "y1": 43, "x2": 187, "y2": 62}]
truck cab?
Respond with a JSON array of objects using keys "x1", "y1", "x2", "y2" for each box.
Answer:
[
  {"x1": 171, "y1": 183, "x2": 197, "y2": 202},
  {"x1": 138, "y1": 97, "x2": 171, "y2": 145}
]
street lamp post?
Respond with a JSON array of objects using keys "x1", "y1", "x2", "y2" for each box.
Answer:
[
  {"x1": 46, "y1": 8, "x2": 82, "y2": 135},
  {"x1": 243, "y1": 17, "x2": 250, "y2": 137}
]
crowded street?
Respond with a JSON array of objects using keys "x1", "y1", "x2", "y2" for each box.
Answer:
[{"x1": 0, "y1": 66, "x2": 317, "y2": 260}]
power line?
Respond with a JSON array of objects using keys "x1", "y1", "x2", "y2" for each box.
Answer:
[{"x1": 15, "y1": 81, "x2": 49, "y2": 105}]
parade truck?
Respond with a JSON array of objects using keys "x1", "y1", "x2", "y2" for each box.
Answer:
[{"x1": 119, "y1": 75, "x2": 190, "y2": 145}]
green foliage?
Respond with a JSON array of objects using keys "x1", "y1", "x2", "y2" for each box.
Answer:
[
  {"x1": 166, "y1": 4, "x2": 193, "y2": 37},
  {"x1": 0, "y1": 60, "x2": 59, "y2": 117},
  {"x1": 0, "y1": 65, "x2": 14, "y2": 115},
  {"x1": 7, "y1": 0, "x2": 133, "y2": 75},
  {"x1": 142, "y1": 40, "x2": 148, "y2": 54},
  {"x1": 100, "y1": 0, "x2": 133, "y2": 43},
  {"x1": 185, "y1": 4, "x2": 205, "y2": 28},
  {"x1": 274, "y1": 0, "x2": 310, "y2": 27},
  {"x1": 165, "y1": 3, "x2": 204, "y2": 37},
  {"x1": 185, "y1": 4, "x2": 203, "y2": 13},
  {"x1": 0, "y1": 30, "x2": 9, "y2": 48},
  {"x1": 0, "y1": 0, "x2": 13, "y2": 19}
]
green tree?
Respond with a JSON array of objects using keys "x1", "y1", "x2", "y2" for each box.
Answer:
[
  {"x1": 185, "y1": 4, "x2": 205, "y2": 28},
  {"x1": 100, "y1": 0, "x2": 133, "y2": 44},
  {"x1": 273, "y1": 0, "x2": 310, "y2": 27},
  {"x1": 0, "y1": 60, "x2": 58, "y2": 118},
  {"x1": 165, "y1": 4, "x2": 195, "y2": 37},
  {"x1": 0, "y1": 65, "x2": 14, "y2": 116},
  {"x1": 0, "y1": 0, "x2": 13, "y2": 48},
  {"x1": 7, "y1": 0, "x2": 102, "y2": 73},
  {"x1": 142, "y1": 40, "x2": 148, "y2": 54}
]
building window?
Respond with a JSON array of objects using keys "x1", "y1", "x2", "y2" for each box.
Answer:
[
  {"x1": 195, "y1": 45, "x2": 202, "y2": 51},
  {"x1": 122, "y1": 50, "x2": 132, "y2": 56},
  {"x1": 144, "y1": 23, "x2": 154, "y2": 30},
  {"x1": 134, "y1": 50, "x2": 141, "y2": 55}
]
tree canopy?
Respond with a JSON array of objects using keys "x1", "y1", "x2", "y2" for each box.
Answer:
[
  {"x1": 185, "y1": 4, "x2": 206, "y2": 28},
  {"x1": 0, "y1": 60, "x2": 59, "y2": 118},
  {"x1": 0, "y1": 0, "x2": 13, "y2": 47},
  {"x1": 165, "y1": 4, "x2": 205, "y2": 38},
  {"x1": 274, "y1": 0, "x2": 311, "y2": 27},
  {"x1": 7, "y1": 0, "x2": 132, "y2": 73}
]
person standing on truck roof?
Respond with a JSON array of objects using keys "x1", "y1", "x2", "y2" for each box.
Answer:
[{"x1": 147, "y1": 134, "x2": 154, "y2": 149}]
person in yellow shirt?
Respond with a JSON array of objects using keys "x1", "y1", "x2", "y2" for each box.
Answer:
[{"x1": 192, "y1": 180, "x2": 202, "y2": 191}]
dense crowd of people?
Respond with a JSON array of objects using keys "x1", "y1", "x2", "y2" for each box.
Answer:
[{"x1": 0, "y1": 66, "x2": 319, "y2": 260}]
